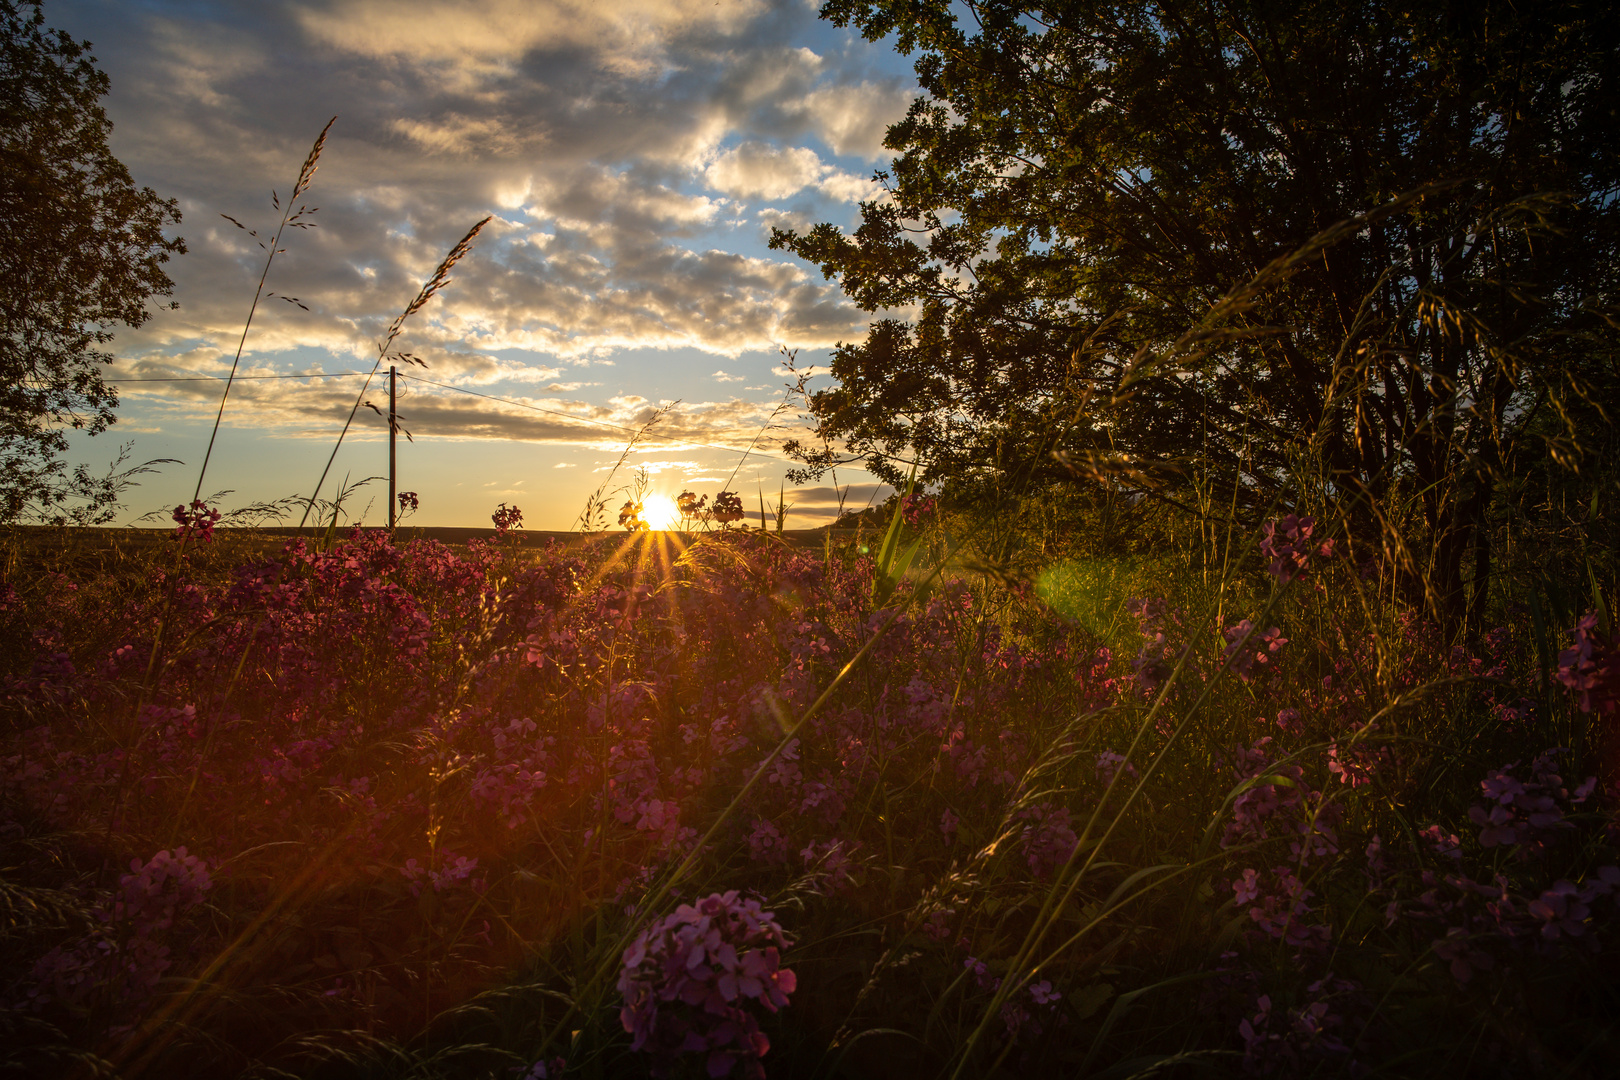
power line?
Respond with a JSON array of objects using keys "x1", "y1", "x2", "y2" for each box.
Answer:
[
  {"x1": 108, "y1": 372, "x2": 365, "y2": 382},
  {"x1": 397, "y1": 371, "x2": 798, "y2": 465},
  {"x1": 107, "y1": 367, "x2": 815, "y2": 470}
]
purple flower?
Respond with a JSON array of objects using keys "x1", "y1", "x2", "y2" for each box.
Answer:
[
  {"x1": 1095, "y1": 749, "x2": 1138, "y2": 786},
  {"x1": 1557, "y1": 611, "x2": 1620, "y2": 715},
  {"x1": 1258, "y1": 515, "x2": 1337, "y2": 583},
  {"x1": 618, "y1": 891, "x2": 796, "y2": 1080},
  {"x1": 901, "y1": 494, "x2": 937, "y2": 526},
  {"x1": 1223, "y1": 620, "x2": 1287, "y2": 682},
  {"x1": 171, "y1": 500, "x2": 221, "y2": 542}
]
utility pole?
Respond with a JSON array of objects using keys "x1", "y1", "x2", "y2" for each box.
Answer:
[{"x1": 388, "y1": 364, "x2": 397, "y2": 530}]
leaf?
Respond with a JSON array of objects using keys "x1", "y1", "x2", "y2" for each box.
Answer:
[{"x1": 1069, "y1": 981, "x2": 1114, "y2": 1020}]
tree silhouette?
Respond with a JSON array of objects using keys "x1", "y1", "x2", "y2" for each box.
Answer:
[
  {"x1": 1, "y1": 0, "x2": 184, "y2": 523},
  {"x1": 774, "y1": 0, "x2": 1620, "y2": 630}
]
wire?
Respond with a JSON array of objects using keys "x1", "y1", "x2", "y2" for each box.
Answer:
[
  {"x1": 108, "y1": 372, "x2": 365, "y2": 382},
  {"x1": 106, "y1": 367, "x2": 821, "y2": 471},
  {"x1": 398, "y1": 371, "x2": 798, "y2": 464}
]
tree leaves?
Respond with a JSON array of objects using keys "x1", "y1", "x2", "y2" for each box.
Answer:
[{"x1": 0, "y1": 0, "x2": 185, "y2": 523}]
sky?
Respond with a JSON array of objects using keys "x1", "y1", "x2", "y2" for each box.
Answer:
[{"x1": 47, "y1": 0, "x2": 920, "y2": 529}]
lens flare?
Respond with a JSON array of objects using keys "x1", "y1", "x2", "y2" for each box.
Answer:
[{"x1": 642, "y1": 494, "x2": 679, "y2": 531}]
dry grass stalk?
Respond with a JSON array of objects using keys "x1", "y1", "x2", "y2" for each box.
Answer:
[
  {"x1": 194, "y1": 117, "x2": 336, "y2": 507},
  {"x1": 298, "y1": 216, "x2": 493, "y2": 530}
]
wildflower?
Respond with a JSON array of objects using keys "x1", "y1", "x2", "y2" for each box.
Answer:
[
  {"x1": 1223, "y1": 620, "x2": 1287, "y2": 682},
  {"x1": 1326, "y1": 727, "x2": 1386, "y2": 787},
  {"x1": 1126, "y1": 597, "x2": 1179, "y2": 692},
  {"x1": 1020, "y1": 803, "x2": 1079, "y2": 879},
  {"x1": 1028, "y1": 979, "x2": 1061, "y2": 1006},
  {"x1": 492, "y1": 502, "x2": 524, "y2": 535},
  {"x1": 920, "y1": 906, "x2": 953, "y2": 941},
  {"x1": 1258, "y1": 515, "x2": 1337, "y2": 582},
  {"x1": 618, "y1": 891, "x2": 796, "y2": 1080},
  {"x1": 1527, "y1": 881, "x2": 1590, "y2": 940},
  {"x1": 799, "y1": 839, "x2": 859, "y2": 894},
  {"x1": 397, "y1": 490, "x2": 419, "y2": 513},
  {"x1": 1095, "y1": 749, "x2": 1138, "y2": 787},
  {"x1": 618, "y1": 500, "x2": 647, "y2": 531},
  {"x1": 747, "y1": 818, "x2": 789, "y2": 864},
  {"x1": 29, "y1": 848, "x2": 212, "y2": 1007},
  {"x1": 171, "y1": 499, "x2": 221, "y2": 542},
  {"x1": 1418, "y1": 825, "x2": 1462, "y2": 861},
  {"x1": 1233, "y1": 868, "x2": 1263, "y2": 905},
  {"x1": 901, "y1": 493, "x2": 936, "y2": 526},
  {"x1": 1467, "y1": 751, "x2": 1592, "y2": 853},
  {"x1": 1431, "y1": 927, "x2": 1495, "y2": 984},
  {"x1": 711, "y1": 491, "x2": 744, "y2": 524},
  {"x1": 1557, "y1": 611, "x2": 1619, "y2": 715}
]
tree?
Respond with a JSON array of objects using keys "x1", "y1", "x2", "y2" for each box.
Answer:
[
  {"x1": 0, "y1": 0, "x2": 183, "y2": 524},
  {"x1": 773, "y1": 0, "x2": 1620, "y2": 630}
]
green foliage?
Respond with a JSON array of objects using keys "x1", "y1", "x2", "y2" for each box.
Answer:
[{"x1": 0, "y1": 0, "x2": 184, "y2": 524}]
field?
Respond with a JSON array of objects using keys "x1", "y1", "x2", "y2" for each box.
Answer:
[{"x1": 1, "y1": 500, "x2": 1616, "y2": 1080}]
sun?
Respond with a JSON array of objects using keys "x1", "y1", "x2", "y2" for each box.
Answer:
[{"x1": 642, "y1": 493, "x2": 680, "y2": 531}]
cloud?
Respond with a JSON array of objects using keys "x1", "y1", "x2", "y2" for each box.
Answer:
[
  {"x1": 791, "y1": 82, "x2": 917, "y2": 159},
  {"x1": 704, "y1": 143, "x2": 823, "y2": 200},
  {"x1": 703, "y1": 141, "x2": 872, "y2": 203},
  {"x1": 290, "y1": 0, "x2": 770, "y2": 76},
  {"x1": 57, "y1": 0, "x2": 902, "y2": 374},
  {"x1": 48, "y1": 0, "x2": 917, "y2": 527}
]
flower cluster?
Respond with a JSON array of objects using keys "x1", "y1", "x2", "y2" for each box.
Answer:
[
  {"x1": 711, "y1": 490, "x2": 745, "y2": 524},
  {"x1": 492, "y1": 502, "x2": 524, "y2": 535},
  {"x1": 1237, "y1": 975, "x2": 1364, "y2": 1075},
  {"x1": 1258, "y1": 515, "x2": 1336, "y2": 582},
  {"x1": 901, "y1": 493, "x2": 937, "y2": 526},
  {"x1": 28, "y1": 847, "x2": 212, "y2": 1009},
  {"x1": 1557, "y1": 610, "x2": 1619, "y2": 715},
  {"x1": 1223, "y1": 620, "x2": 1287, "y2": 682},
  {"x1": 1467, "y1": 750, "x2": 1596, "y2": 854},
  {"x1": 618, "y1": 891, "x2": 797, "y2": 1079},
  {"x1": 1125, "y1": 597, "x2": 1180, "y2": 692},
  {"x1": 1020, "y1": 803, "x2": 1079, "y2": 879},
  {"x1": 171, "y1": 499, "x2": 221, "y2": 542}
]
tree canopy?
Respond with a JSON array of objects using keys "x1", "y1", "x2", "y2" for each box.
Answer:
[
  {"x1": 773, "y1": 0, "x2": 1620, "y2": 627},
  {"x1": 0, "y1": 0, "x2": 183, "y2": 524}
]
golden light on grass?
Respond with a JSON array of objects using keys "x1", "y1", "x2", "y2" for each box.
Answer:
[{"x1": 642, "y1": 493, "x2": 679, "y2": 530}]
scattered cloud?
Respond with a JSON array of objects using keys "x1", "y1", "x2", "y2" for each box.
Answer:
[
  {"x1": 48, "y1": 0, "x2": 913, "y2": 523},
  {"x1": 703, "y1": 141, "x2": 872, "y2": 203},
  {"x1": 790, "y1": 82, "x2": 917, "y2": 159}
]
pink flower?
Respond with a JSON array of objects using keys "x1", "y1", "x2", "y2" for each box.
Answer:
[
  {"x1": 171, "y1": 500, "x2": 221, "y2": 542},
  {"x1": 1258, "y1": 515, "x2": 1336, "y2": 582},
  {"x1": 1223, "y1": 620, "x2": 1287, "y2": 682},
  {"x1": 618, "y1": 892, "x2": 795, "y2": 1080},
  {"x1": 1557, "y1": 611, "x2": 1619, "y2": 715},
  {"x1": 1028, "y1": 979, "x2": 1061, "y2": 1006}
]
